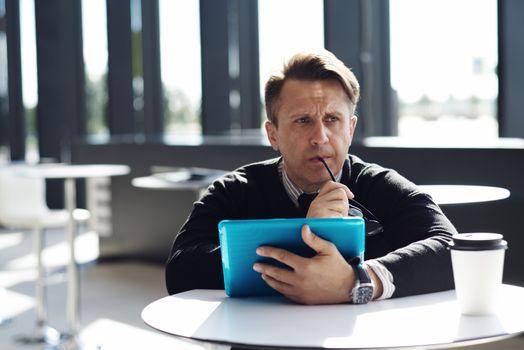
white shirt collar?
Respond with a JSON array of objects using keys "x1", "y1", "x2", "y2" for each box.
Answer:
[{"x1": 278, "y1": 159, "x2": 342, "y2": 207}]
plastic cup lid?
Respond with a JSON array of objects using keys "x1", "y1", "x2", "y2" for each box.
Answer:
[{"x1": 448, "y1": 233, "x2": 508, "y2": 251}]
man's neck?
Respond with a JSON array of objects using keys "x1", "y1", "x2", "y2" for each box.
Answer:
[{"x1": 279, "y1": 160, "x2": 342, "y2": 207}]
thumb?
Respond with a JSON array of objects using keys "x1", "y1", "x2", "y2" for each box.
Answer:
[{"x1": 301, "y1": 224, "x2": 336, "y2": 255}]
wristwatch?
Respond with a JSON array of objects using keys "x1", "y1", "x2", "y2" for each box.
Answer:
[{"x1": 348, "y1": 257, "x2": 374, "y2": 304}]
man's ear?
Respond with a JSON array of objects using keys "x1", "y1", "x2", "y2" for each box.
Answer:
[
  {"x1": 264, "y1": 121, "x2": 279, "y2": 151},
  {"x1": 349, "y1": 115, "x2": 358, "y2": 140}
]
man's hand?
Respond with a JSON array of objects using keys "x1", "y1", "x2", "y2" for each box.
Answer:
[
  {"x1": 253, "y1": 224, "x2": 355, "y2": 304},
  {"x1": 307, "y1": 182, "x2": 354, "y2": 218}
]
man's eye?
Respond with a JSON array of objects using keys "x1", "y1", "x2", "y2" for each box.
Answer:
[
  {"x1": 325, "y1": 115, "x2": 339, "y2": 122},
  {"x1": 296, "y1": 117, "x2": 309, "y2": 123}
]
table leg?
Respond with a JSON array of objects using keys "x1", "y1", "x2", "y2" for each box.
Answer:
[
  {"x1": 14, "y1": 228, "x2": 61, "y2": 346},
  {"x1": 65, "y1": 178, "x2": 81, "y2": 343},
  {"x1": 34, "y1": 227, "x2": 47, "y2": 328}
]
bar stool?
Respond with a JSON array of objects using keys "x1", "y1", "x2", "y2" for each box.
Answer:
[{"x1": 0, "y1": 164, "x2": 89, "y2": 346}]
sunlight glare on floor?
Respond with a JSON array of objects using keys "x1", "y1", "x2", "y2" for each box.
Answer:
[
  {"x1": 0, "y1": 232, "x2": 24, "y2": 251},
  {"x1": 0, "y1": 269, "x2": 36, "y2": 289},
  {"x1": 80, "y1": 318, "x2": 211, "y2": 350},
  {"x1": 5, "y1": 231, "x2": 99, "y2": 271},
  {"x1": 0, "y1": 288, "x2": 34, "y2": 321}
]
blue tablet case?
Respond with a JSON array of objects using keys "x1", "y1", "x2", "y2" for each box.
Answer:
[{"x1": 218, "y1": 217, "x2": 365, "y2": 297}]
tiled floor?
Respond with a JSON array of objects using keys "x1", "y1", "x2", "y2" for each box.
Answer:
[{"x1": 1, "y1": 227, "x2": 522, "y2": 350}]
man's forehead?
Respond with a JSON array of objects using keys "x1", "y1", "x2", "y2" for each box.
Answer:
[
  {"x1": 278, "y1": 80, "x2": 352, "y2": 111},
  {"x1": 280, "y1": 79, "x2": 349, "y2": 101}
]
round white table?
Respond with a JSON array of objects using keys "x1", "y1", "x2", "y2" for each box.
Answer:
[
  {"x1": 132, "y1": 168, "x2": 227, "y2": 198},
  {"x1": 142, "y1": 284, "x2": 524, "y2": 349},
  {"x1": 18, "y1": 164, "x2": 130, "y2": 347},
  {"x1": 132, "y1": 175, "x2": 215, "y2": 192},
  {"x1": 418, "y1": 185, "x2": 510, "y2": 205}
]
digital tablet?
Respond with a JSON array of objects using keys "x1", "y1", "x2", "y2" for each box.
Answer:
[{"x1": 218, "y1": 217, "x2": 365, "y2": 297}]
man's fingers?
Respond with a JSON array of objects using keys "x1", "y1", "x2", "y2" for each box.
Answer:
[
  {"x1": 255, "y1": 246, "x2": 303, "y2": 270},
  {"x1": 310, "y1": 184, "x2": 352, "y2": 217},
  {"x1": 319, "y1": 181, "x2": 354, "y2": 200},
  {"x1": 308, "y1": 186, "x2": 350, "y2": 217},
  {"x1": 301, "y1": 225, "x2": 336, "y2": 255},
  {"x1": 320, "y1": 187, "x2": 350, "y2": 204},
  {"x1": 253, "y1": 261, "x2": 296, "y2": 284},
  {"x1": 259, "y1": 274, "x2": 295, "y2": 296}
]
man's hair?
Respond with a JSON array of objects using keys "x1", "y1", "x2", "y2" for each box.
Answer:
[{"x1": 264, "y1": 50, "x2": 360, "y2": 126}]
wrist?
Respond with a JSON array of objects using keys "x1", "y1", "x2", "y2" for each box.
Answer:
[{"x1": 364, "y1": 264, "x2": 383, "y2": 300}]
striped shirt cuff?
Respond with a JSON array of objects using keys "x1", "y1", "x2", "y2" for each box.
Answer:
[{"x1": 364, "y1": 259, "x2": 396, "y2": 300}]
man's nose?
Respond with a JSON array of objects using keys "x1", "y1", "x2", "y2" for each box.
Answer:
[{"x1": 310, "y1": 121, "x2": 329, "y2": 145}]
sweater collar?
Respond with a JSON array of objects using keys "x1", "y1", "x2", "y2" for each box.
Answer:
[{"x1": 278, "y1": 158, "x2": 344, "y2": 207}]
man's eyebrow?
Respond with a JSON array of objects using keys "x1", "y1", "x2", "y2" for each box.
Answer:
[
  {"x1": 288, "y1": 111, "x2": 311, "y2": 118},
  {"x1": 324, "y1": 110, "x2": 346, "y2": 117}
]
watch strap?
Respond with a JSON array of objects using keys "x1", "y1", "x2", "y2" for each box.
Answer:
[
  {"x1": 349, "y1": 257, "x2": 372, "y2": 284},
  {"x1": 348, "y1": 256, "x2": 374, "y2": 304}
]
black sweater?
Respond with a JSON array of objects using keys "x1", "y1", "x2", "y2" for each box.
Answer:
[{"x1": 165, "y1": 155, "x2": 457, "y2": 297}]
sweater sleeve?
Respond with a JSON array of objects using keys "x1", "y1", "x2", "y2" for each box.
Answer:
[
  {"x1": 376, "y1": 194, "x2": 457, "y2": 297},
  {"x1": 352, "y1": 161, "x2": 457, "y2": 298},
  {"x1": 165, "y1": 173, "x2": 243, "y2": 295}
]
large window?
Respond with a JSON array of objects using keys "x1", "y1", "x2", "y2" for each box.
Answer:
[
  {"x1": 159, "y1": 0, "x2": 201, "y2": 136},
  {"x1": 82, "y1": 0, "x2": 109, "y2": 138},
  {"x1": 258, "y1": 0, "x2": 324, "y2": 112},
  {"x1": 6, "y1": 0, "x2": 522, "y2": 163},
  {"x1": 390, "y1": 0, "x2": 498, "y2": 142},
  {"x1": 20, "y1": 0, "x2": 38, "y2": 160}
]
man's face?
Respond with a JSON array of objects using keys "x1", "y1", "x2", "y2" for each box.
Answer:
[{"x1": 265, "y1": 79, "x2": 358, "y2": 192}]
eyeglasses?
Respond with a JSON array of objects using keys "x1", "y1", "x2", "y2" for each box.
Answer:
[
  {"x1": 320, "y1": 158, "x2": 383, "y2": 237},
  {"x1": 349, "y1": 199, "x2": 383, "y2": 237}
]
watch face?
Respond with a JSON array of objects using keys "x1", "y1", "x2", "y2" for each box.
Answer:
[{"x1": 353, "y1": 285, "x2": 374, "y2": 304}]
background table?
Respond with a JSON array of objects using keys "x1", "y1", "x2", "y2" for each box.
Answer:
[
  {"x1": 418, "y1": 185, "x2": 510, "y2": 205},
  {"x1": 132, "y1": 168, "x2": 227, "y2": 198},
  {"x1": 142, "y1": 284, "x2": 524, "y2": 349}
]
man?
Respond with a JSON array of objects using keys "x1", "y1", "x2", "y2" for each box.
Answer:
[{"x1": 166, "y1": 50, "x2": 456, "y2": 304}]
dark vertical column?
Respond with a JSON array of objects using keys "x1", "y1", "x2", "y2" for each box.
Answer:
[
  {"x1": 324, "y1": 0, "x2": 393, "y2": 138},
  {"x1": 141, "y1": 0, "x2": 163, "y2": 136},
  {"x1": 0, "y1": 3, "x2": 5, "y2": 149},
  {"x1": 238, "y1": 0, "x2": 260, "y2": 129},
  {"x1": 324, "y1": 0, "x2": 363, "y2": 139},
  {"x1": 200, "y1": 0, "x2": 231, "y2": 135},
  {"x1": 34, "y1": 0, "x2": 85, "y2": 162},
  {"x1": 498, "y1": 0, "x2": 524, "y2": 137},
  {"x1": 106, "y1": 0, "x2": 135, "y2": 135},
  {"x1": 0, "y1": 6, "x2": 5, "y2": 149},
  {"x1": 324, "y1": 0, "x2": 362, "y2": 79},
  {"x1": 369, "y1": 0, "x2": 394, "y2": 136},
  {"x1": 74, "y1": 1, "x2": 86, "y2": 139},
  {"x1": 5, "y1": 0, "x2": 25, "y2": 160},
  {"x1": 34, "y1": 0, "x2": 85, "y2": 207}
]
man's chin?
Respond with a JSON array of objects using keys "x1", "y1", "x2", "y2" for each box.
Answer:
[{"x1": 300, "y1": 177, "x2": 331, "y2": 193}]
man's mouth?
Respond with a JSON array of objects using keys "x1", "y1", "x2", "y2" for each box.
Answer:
[
  {"x1": 309, "y1": 156, "x2": 331, "y2": 162},
  {"x1": 319, "y1": 157, "x2": 337, "y2": 181}
]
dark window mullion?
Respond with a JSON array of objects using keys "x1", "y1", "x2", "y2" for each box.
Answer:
[
  {"x1": 238, "y1": 0, "x2": 260, "y2": 130},
  {"x1": 5, "y1": 0, "x2": 25, "y2": 160},
  {"x1": 106, "y1": 0, "x2": 135, "y2": 136},
  {"x1": 35, "y1": 0, "x2": 85, "y2": 162},
  {"x1": 200, "y1": 0, "x2": 231, "y2": 135},
  {"x1": 324, "y1": 0, "x2": 392, "y2": 138},
  {"x1": 498, "y1": 0, "x2": 524, "y2": 137},
  {"x1": 141, "y1": 0, "x2": 163, "y2": 136}
]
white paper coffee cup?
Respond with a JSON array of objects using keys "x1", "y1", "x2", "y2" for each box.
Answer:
[{"x1": 448, "y1": 233, "x2": 507, "y2": 315}]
